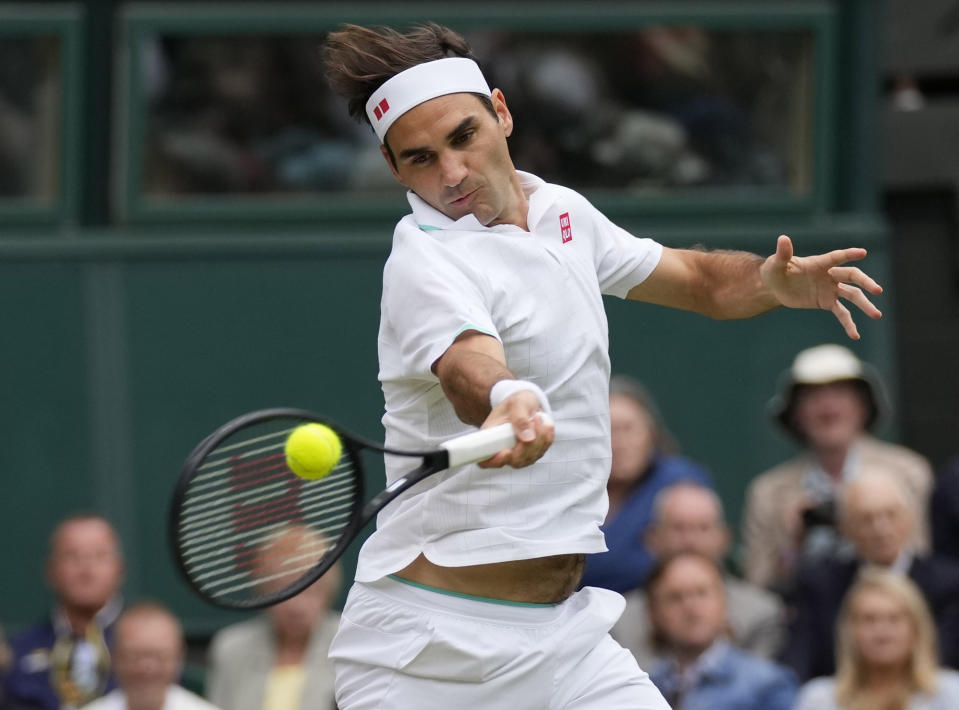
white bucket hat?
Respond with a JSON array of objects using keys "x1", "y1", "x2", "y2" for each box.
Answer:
[{"x1": 769, "y1": 344, "x2": 888, "y2": 439}]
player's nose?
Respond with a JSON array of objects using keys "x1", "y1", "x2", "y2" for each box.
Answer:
[{"x1": 439, "y1": 152, "x2": 468, "y2": 187}]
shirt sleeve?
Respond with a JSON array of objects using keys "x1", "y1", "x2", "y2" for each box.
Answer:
[
  {"x1": 381, "y1": 225, "x2": 499, "y2": 380},
  {"x1": 588, "y1": 208, "x2": 663, "y2": 298}
]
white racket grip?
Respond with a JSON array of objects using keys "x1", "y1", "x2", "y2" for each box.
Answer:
[{"x1": 441, "y1": 413, "x2": 554, "y2": 468}]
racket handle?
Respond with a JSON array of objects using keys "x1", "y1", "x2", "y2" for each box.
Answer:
[{"x1": 442, "y1": 413, "x2": 554, "y2": 468}]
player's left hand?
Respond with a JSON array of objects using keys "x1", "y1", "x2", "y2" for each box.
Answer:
[{"x1": 760, "y1": 235, "x2": 883, "y2": 339}]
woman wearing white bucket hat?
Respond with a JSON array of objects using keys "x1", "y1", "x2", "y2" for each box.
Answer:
[{"x1": 741, "y1": 344, "x2": 932, "y2": 593}]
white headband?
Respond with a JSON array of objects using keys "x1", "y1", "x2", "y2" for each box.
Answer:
[{"x1": 365, "y1": 57, "x2": 491, "y2": 143}]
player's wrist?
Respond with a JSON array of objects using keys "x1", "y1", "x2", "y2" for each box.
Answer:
[{"x1": 489, "y1": 379, "x2": 552, "y2": 415}]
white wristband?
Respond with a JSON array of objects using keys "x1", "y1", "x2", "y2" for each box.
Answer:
[{"x1": 489, "y1": 379, "x2": 552, "y2": 415}]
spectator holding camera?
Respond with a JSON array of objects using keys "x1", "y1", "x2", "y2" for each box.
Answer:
[{"x1": 741, "y1": 344, "x2": 932, "y2": 594}]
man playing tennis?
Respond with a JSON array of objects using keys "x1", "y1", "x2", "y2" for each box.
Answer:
[{"x1": 322, "y1": 23, "x2": 882, "y2": 710}]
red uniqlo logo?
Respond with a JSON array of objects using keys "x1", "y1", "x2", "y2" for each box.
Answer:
[
  {"x1": 373, "y1": 98, "x2": 390, "y2": 120},
  {"x1": 560, "y1": 212, "x2": 572, "y2": 243}
]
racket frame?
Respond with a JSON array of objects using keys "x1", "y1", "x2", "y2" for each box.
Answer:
[{"x1": 169, "y1": 407, "x2": 497, "y2": 609}]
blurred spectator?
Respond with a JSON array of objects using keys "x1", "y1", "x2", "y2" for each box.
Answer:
[
  {"x1": 742, "y1": 344, "x2": 933, "y2": 592},
  {"x1": 4, "y1": 515, "x2": 124, "y2": 710},
  {"x1": 793, "y1": 569, "x2": 959, "y2": 710},
  {"x1": 611, "y1": 482, "x2": 784, "y2": 668},
  {"x1": 781, "y1": 471, "x2": 959, "y2": 681},
  {"x1": 1, "y1": 623, "x2": 13, "y2": 708},
  {"x1": 931, "y1": 456, "x2": 959, "y2": 559},
  {"x1": 143, "y1": 34, "x2": 366, "y2": 198},
  {"x1": 206, "y1": 526, "x2": 342, "y2": 710},
  {"x1": 579, "y1": 375, "x2": 712, "y2": 593},
  {"x1": 80, "y1": 602, "x2": 217, "y2": 710},
  {"x1": 644, "y1": 551, "x2": 797, "y2": 710}
]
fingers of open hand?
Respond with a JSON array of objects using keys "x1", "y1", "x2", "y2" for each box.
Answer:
[
  {"x1": 828, "y1": 265, "x2": 883, "y2": 295},
  {"x1": 831, "y1": 299, "x2": 860, "y2": 340},
  {"x1": 837, "y1": 282, "x2": 882, "y2": 319},
  {"x1": 826, "y1": 247, "x2": 868, "y2": 266}
]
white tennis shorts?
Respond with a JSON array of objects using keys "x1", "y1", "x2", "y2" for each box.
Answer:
[{"x1": 329, "y1": 576, "x2": 669, "y2": 709}]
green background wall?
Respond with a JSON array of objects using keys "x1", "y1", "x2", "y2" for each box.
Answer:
[{"x1": 0, "y1": 0, "x2": 890, "y2": 636}]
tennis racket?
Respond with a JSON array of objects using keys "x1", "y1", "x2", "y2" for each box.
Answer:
[{"x1": 169, "y1": 407, "x2": 533, "y2": 609}]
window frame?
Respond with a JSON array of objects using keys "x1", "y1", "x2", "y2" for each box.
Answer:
[
  {"x1": 116, "y1": 1, "x2": 838, "y2": 225},
  {"x1": 0, "y1": 3, "x2": 84, "y2": 228}
]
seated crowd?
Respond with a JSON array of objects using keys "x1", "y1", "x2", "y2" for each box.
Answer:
[{"x1": 1, "y1": 344, "x2": 957, "y2": 710}]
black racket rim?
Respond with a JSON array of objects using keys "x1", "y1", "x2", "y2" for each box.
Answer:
[{"x1": 168, "y1": 407, "x2": 367, "y2": 610}]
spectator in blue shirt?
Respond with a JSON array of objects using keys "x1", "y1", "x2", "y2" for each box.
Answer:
[
  {"x1": 580, "y1": 375, "x2": 712, "y2": 593},
  {"x1": 4, "y1": 515, "x2": 124, "y2": 710},
  {"x1": 645, "y1": 551, "x2": 798, "y2": 710}
]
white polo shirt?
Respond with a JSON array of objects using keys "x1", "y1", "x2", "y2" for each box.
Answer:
[{"x1": 355, "y1": 171, "x2": 662, "y2": 583}]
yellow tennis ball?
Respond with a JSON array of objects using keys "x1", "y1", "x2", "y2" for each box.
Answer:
[{"x1": 284, "y1": 423, "x2": 342, "y2": 480}]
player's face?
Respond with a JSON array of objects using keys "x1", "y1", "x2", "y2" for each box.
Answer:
[
  {"x1": 648, "y1": 556, "x2": 727, "y2": 655},
  {"x1": 849, "y1": 589, "x2": 915, "y2": 669},
  {"x1": 793, "y1": 381, "x2": 869, "y2": 451},
  {"x1": 382, "y1": 90, "x2": 527, "y2": 228},
  {"x1": 608, "y1": 394, "x2": 656, "y2": 486},
  {"x1": 47, "y1": 519, "x2": 124, "y2": 614}
]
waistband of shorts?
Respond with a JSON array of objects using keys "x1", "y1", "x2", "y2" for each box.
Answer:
[{"x1": 359, "y1": 575, "x2": 572, "y2": 625}]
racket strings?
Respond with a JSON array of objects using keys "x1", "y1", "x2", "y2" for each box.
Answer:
[{"x1": 175, "y1": 419, "x2": 360, "y2": 604}]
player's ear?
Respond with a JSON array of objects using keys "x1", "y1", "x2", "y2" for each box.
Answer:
[{"x1": 491, "y1": 89, "x2": 514, "y2": 138}]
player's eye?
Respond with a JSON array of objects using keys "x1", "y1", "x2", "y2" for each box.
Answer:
[
  {"x1": 410, "y1": 153, "x2": 432, "y2": 166},
  {"x1": 452, "y1": 130, "x2": 475, "y2": 146}
]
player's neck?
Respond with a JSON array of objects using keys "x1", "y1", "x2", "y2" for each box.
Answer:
[{"x1": 485, "y1": 170, "x2": 530, "y2": 231}]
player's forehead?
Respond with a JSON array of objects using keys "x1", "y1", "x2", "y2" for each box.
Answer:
[{"x1": 385, "y1": 92, "x2": 488, "y2": 149}]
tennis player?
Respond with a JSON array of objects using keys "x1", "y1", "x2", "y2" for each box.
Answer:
[{"x1": 321, "y1": 23, "x2": 882, "y2": 710}]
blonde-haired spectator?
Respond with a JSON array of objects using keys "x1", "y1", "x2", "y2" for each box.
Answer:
[{"x1": 793, "y1": 569, "x2": 959, "y2": 710}]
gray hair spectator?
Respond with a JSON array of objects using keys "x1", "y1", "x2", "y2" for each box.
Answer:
[
  {"x1": 781, "y1": 470, "x2": 959, "y2": 681},
  {"x1": 611, "y1": 482, "x2": 784, "y2": 668}
]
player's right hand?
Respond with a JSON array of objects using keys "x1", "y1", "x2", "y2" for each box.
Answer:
[{"x1": 478, "y1": 390, "x2": 554, "y2": 468}]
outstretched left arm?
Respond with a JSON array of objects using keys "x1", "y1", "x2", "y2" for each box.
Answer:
[{"x1": 626, "y1": 234, "x2": 883, "y2": 339}]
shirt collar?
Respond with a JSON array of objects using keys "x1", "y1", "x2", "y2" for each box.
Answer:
[
  {"x1": 407, "y1": 170, "x2": 553, "y2": 233},
  {"x1": 658, "y1": 639, "x2": 732, "y2": 690},
  {"x1": 863, "y1": 548, "x2": 914, "y2": 575},
  {"x1": 52, "y1": 596, "x2": 124, "y2": 636}
]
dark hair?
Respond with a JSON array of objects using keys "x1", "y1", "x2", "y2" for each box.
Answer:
[{"x1": 322, "y1": 22, "x2": 478, "y2": 125}]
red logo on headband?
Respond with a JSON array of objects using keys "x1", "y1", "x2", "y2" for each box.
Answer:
[
  {"x1": 560, "y1": 212, "x2": 573, "y2": 243},
  {"x1": 373, "y1": 98, "x2": 390, "y2": 121}
]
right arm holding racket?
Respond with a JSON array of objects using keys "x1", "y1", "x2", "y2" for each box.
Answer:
[
  {"x1": 169, "y1": 331, "x2": 555, "y2": 610},
  {"x1": 433, "y1": 329, "x2": 555, "y2": 469}
]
